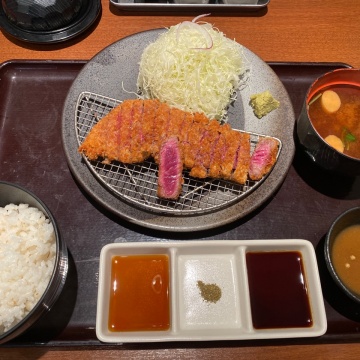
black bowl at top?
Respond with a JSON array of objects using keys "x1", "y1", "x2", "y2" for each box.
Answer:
[
  {"x1": 0, "y1": 0, "x2": 101, "y2": 43},
  {"x1": 324, "y1": 207, "x2": 360, "y2": 304},
  {"x1": 2, "y1": 0, "x2": 83, "y2": 31},
  {"x1": 0, "y1": 181, "x2": 68, "y2": 344}
]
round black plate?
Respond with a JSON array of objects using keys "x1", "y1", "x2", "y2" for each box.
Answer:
[
  {"x1": 0, "y1": 0, "x2": 101, "y2": 44},
  {"x1": 62, "y1": 29, "x2": 296, "y2": 232}
]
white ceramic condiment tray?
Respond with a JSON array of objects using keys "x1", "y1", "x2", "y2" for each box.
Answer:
[{"x1": 96, "y1": 240, "x2": 327, "y2": 343}]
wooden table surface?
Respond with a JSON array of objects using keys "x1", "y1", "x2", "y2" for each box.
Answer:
[{"x1": 1, "y1": 0, "x2": 360, "y2": 359}]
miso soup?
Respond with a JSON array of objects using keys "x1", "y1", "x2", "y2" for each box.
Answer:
[
  {"x1": 331, "y1": 224, "x2": 360, "y2": 296},
  {"x1": 308, "y1": 84, "x2": 360, "y2": 159}
]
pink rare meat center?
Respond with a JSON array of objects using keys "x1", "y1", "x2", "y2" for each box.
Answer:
[
  {"x1": 158, "y1": 137, "x2": 183, "y2": 199},
  {"x1": 252, "y1": 144, "x2": 270, "y2": 166},
  {"x1": 249, "y1": 138, "x2": 278, "y2": 181},
  {"x1": 162, "y1": 146, "x2": 179, "y2": 193}
]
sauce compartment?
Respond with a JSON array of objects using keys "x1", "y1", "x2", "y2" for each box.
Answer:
[
  {"x1": 109, "y1": 254, "x2": 170, "y2": 332},
  {"x1": 96, "y1": 240, "x2": 327, "y2": 343},
  {"x1": 175, "y1": 244, "x2": 245, "y2": 337},
  {"x1": 246, "y1": 251, "x2": 312, "y2": 329}
]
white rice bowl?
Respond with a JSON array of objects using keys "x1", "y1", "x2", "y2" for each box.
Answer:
[{"x1": 0, "y1": 203, "x2": 56, "y2": 335}]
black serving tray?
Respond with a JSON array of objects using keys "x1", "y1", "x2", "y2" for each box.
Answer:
[{"x1": 0, "y1": 60, "x2": 359, "y2": 347}]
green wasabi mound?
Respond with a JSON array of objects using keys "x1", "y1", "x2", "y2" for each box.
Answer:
[{"x1": 250, "y1": 90, "x2": 280, "y2": 119}]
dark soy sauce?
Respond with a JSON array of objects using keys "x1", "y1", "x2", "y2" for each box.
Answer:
[{"x1": 246, "y1": 251, "x2": 313, "y2": 329}]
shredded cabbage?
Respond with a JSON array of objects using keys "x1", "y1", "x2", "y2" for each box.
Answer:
[{"x1": 137, "y1": 18, "x2": 247, "y2": 121}]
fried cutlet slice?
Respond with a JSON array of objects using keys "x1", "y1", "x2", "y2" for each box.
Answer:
[
  {"x1": 180, "y1": 112, "x2": 195, "y2": 139},
  {"x1": 201, "y1": 120, "x2": 222, "y2": 170},
  {"x1": 167, "y1": 106, "x2": 186, "y2": 140},
  {"x1": 180, "y1": 112, "x2": 194, "y2": 169},
  {"x1": 208, "y1": 124, "x2": 231, "y2": 179},
  {"x1": 78, "y1": 104, "x2": 122, "y2": 163},
  {"x1": 231, "y1": 132, "x2": 251, "y2": 184},
  {"x1": 220, "y1": 128, "x2": 243, "y2": 180},
  {"x1": 151, "y1": 102, "x2": 170, "y2": 163},
  {"x1": 188, "y1": 130, "x2": 209, "y2": 179},
  {"x1": 117, "y1": 99, "x2": 135, "y2": 163},
  {"x1": 184, "y1": 122, "x2": 203, "y2": 170},
  {"x1": 188, "y1": 120, "x2": 218, "y2": 179},
  {"x1": 129, "y1": 99, "x2": 146, "y2": 163},
  {"x1": 142, "y1": 99, "x2": 160, "y2": 159},
  {"x1": 183, "y1": 112, "x2": 209, "y2": 170}
]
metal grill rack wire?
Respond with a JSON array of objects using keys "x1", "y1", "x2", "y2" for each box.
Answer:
[{"x1": 75, "y1": 92, "x2": 282, "y2": 215}]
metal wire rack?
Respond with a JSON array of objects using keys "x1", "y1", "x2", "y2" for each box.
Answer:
[{"x1": 75, "y1": 91, "x2": 282, "y2": 215}]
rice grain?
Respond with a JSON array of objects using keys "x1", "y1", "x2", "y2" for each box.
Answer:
[{"x1": 0, "y1": 204, "x2": 56, "y2": 334}]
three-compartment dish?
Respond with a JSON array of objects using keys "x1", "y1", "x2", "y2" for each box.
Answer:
[{"x1": 96, "y1": 240, "x2": 327, "y2": 342}]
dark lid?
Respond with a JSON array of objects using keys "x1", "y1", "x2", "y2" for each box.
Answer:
[{"x1": 0, "y1": 0, "x2": 101, "y2": 43}]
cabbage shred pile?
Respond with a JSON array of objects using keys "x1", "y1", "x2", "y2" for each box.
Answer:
[{"x1": 137, "y1": 20, "x2": 246, "y2": 121}]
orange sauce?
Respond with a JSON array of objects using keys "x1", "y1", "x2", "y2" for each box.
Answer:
[
  {"x1": 332, "y1": 225, "x2": 360, "y2": 295},
  {"x1": 109, "y1": 254, "x2": 170, "y2": 332}
]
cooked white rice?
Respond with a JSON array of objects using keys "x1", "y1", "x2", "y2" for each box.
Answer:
[{"x1": 0, "y1": 203, "x2": 56, "y2": 335}]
